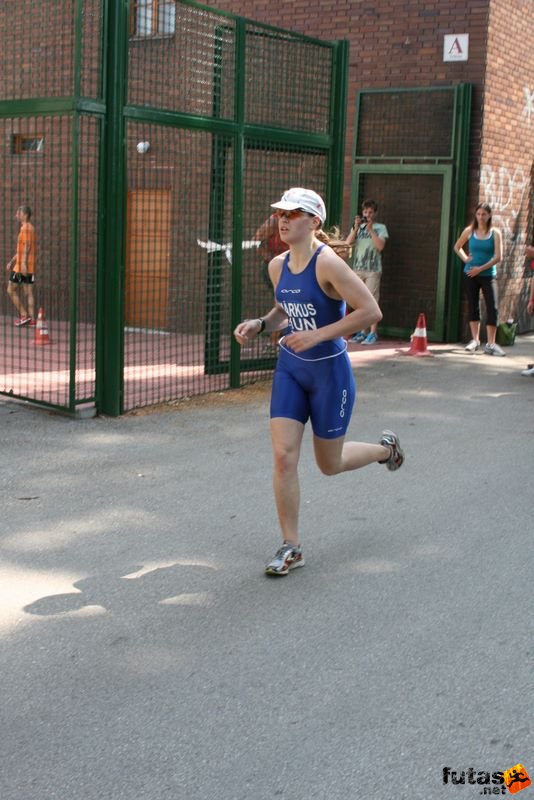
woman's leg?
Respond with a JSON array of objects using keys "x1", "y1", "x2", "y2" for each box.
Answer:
[
  {"x1": 486, "y1": 324, "x2": 496, "y2": 346},
  {"x1": 469, "y1": 320, "x2": 481, "y2": 342},
  {"x1": 270, "y1": 417, "x2": 305, "y2": 546},
  {"x1": 481, "y1": 278, "x2": 499, "y2": 345},
  {"x1": 465, "y1": 276, "x2": 481, "y2": 341},
  {"x1": 313, "y1": 435, "x2": 389, "y2": 476}
]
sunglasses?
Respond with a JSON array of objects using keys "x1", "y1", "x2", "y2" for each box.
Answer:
[{"x1": 274, "y1": 208, "x2": 308, "y2": 220}]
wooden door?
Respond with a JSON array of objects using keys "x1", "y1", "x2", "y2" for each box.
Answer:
[{"x1": 125, "y1": 190, "x2": 171, "y2": 329}]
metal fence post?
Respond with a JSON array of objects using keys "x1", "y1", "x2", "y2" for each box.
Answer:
[
  {"x1": 97, "y1": 0, "x2": 129, "y2": 415},
  {"x1": 229, "y1": 18, "x2": 246, "y2": 389},
  {"x1": 326, "y1": 40, "x2": 349, "y2": 227},
  {"x1": 447, "y1": 83, "x2": 472, "y2": 341}
]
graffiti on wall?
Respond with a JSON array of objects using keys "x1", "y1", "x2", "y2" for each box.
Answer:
[
  {"x1": 522, "y1": 86, "x2": 534, "y2": 127},
  {"x1": 480, "y1": 164, "x2": 529, "y2": 246}
]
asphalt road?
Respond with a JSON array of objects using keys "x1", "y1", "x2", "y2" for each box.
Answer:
[{"x1": 1, "y1": 337, "x2": 533, "y2": 800}]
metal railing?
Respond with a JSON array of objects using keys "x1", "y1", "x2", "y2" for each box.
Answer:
[{"x1": 0, "y1": 0, "x2": 348, "y2": 414}]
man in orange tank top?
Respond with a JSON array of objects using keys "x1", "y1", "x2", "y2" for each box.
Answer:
[{"x1": 6, "y1": 205, "x2": 37, "y2": 327}]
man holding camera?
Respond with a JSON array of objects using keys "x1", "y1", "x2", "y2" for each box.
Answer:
[{"x1": 344, "y1": 199, "x2": 388, "y2": 344}]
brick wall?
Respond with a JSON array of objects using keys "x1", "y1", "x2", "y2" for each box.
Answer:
[
  {"x1": 3, "y1": 0, "x2": 533, "y2": 340},
  {"x1": 209, "y1": 0, "x2": 534, "y2": 333},
  {"x1": 479, "y1": 0, "x2": 534, "y2": 329},
  {"x1": 0, "y1": 0, "x2": 75, "y2": 99},
  {"x1": 208, "y1": 0, "x2": 489, "y2": 228}
]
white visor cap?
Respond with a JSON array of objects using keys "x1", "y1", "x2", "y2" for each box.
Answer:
[{"x1": 271, "y1": 187, "x2": 326, "y2": 224}]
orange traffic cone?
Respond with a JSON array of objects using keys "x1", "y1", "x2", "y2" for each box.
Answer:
[
  {"x1": 403, "y1": 312, "x2": 433, "y2": 357},
  {"x1": 34, "y1": 307, "x2": 51, "y2": 345}
]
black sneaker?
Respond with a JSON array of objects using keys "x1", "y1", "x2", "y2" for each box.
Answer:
[
  {"x1": 379, "y1": 430, "x2": 404, "y2": 471},
  {"x1": 265, "y1": 543, "x2": 305, "y2": 576}
]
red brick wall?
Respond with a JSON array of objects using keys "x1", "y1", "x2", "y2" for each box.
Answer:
[
  {"x1": 208, "y1": 0, "x2": 490, "y2": 229},
  {"x1": 0, "y1": 1, "x2": 76, "y2": 99},
  {"x1": 209, "y1": 0, "x2": 534, "y2": 332},
  {"x1": 479, "y1": 0, "x2": 534, "y2": 328},
  {"x1": 3, "y1": 0, "x2": 533, "y2": 341}
]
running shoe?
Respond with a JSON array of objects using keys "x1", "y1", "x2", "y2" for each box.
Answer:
[
  {"x1": 484, "y1": 343, "x2": 505, "y2": 357},
  {"x1": 350, "y1": 331, "x2": 367, "y2": 343},
  {"x1": 379, "y1": 430, "x2": 404, "y2": 471},
  {"x1": 265, "y1": 543, "x2": 304, "y2": 576},
  {"x1": 14, "y1": 316, "x2": 31, "y2": 327},
  {"x1": 520, "y1": 365, "x2": 534, "y2": 376},
  {"x1": 465, "y1": 339, "x2": 480, "y2": 352},
  {"x1": 362, "y1": 332, "x2": 378, "y2": 345}
]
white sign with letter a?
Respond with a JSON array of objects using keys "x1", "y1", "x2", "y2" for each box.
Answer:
[{"x1": 443, "y1": 34, "x2": 469, "y2": 62}]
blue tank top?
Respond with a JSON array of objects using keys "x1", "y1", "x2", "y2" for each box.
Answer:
[
  {"x1": 467, "y1": 231, "x2": 496, "y2": 277},
  {"x1": 275, "y1": 244, "x2": 347, "y2": 361}
]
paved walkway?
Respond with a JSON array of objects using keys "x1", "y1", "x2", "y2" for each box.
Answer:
[{"x1": 1, "y1": 334, "x2": 533, "y2": 800}]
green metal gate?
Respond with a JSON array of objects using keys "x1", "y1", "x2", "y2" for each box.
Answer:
[
  {"x1": 0, "y1": 0, "x2": 348, "y2": 415},
  {"x1": 352, "y1": 84, "x2": 471, "y2": 342}
]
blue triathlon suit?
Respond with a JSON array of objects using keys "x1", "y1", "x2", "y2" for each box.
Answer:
[{"x1": 270, "y1": 244, "x2": 356, "y2": 439}]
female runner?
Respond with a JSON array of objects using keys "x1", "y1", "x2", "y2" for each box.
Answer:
[
  {"x1": 234, "y1": 188, "x2": 404, "y2": 576},
  {"x1": 453, "y1": 203, "x2": 504, "y2": 355}
]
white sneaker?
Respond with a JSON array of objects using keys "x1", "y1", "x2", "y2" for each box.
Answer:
[
  {"x1": 265, "y1": 543, "x2": 305, "y2": 576},
  {"x1": 465, "y1": 339, "x2": 480, "y2": 352},
  {"x1": 521, "y1": 366, "x2": 534, "y2": 376},
  {"x1": 484, "y1": 343, "x2": 505, "y2": 357}
]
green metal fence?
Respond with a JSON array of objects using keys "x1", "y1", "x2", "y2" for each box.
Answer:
[
  {"x1": 352, "y1": 85, "x2": 471, "y2": 342},
  {"x1": 0, "y1": 0, "x2": 348, "y2": 415}
]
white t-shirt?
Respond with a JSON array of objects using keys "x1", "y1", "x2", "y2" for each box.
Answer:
[{"x1": 351, "y1": 222, "x2": 388, "y2": 273}]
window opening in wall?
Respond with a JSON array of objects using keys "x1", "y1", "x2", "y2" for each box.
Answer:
[
  {"x1": 130, "y1": 0, "x2": 176, "y2": 37},
  {"x1": 11, "y1": 134, "x2": 45, "y2": 154}
]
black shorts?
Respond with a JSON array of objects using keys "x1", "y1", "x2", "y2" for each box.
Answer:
[{"x1": 9, "y1": 271, "x2": 35, "y2": 285}]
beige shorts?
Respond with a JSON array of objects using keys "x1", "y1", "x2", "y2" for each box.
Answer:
[{"x1": 356, "y1": 270, "x2": 381, "y2": 301}]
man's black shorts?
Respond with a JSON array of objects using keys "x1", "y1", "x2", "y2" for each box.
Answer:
[{"x1": 9, "y1": 271, "x2": 35, "y2": 285}]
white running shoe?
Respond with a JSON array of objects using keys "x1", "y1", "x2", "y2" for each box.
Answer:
[
  {"x1": 378, "y1": 430, "x2": 405, "y2": 471},
  {"x1": 265, "y1": 543, "x2": 305, "y2": 576},
  {"x1": 484, "y1": 343, "x2": 505, "y2": 357},
  {"x1": 465, "y1": 339, "x2": 480, "y2": 352},
  {"x1": 520, "y1": 365, "x2": 534, "y2": 376}
]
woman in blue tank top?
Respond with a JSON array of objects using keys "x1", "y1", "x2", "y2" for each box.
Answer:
[
  {"x1": 454, "y1": 203, "x2": 504, "y2": 355},
  {"x1": 234, "y1": 188, "x2": 405, "y2": 576}
]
